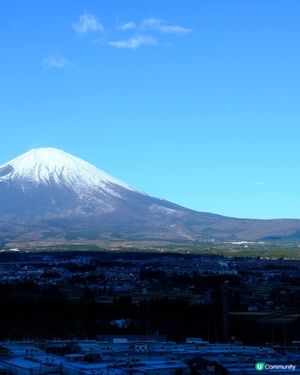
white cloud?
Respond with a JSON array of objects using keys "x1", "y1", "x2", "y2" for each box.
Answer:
[
  {"x1": 42, "y1": 55, "x2": 70, "y2": 69},
  {"x1": 117, "y1": 22, "x2": 136, "y2": 31},
  {"x1": 159, "y1": 25, "x2": 191, "y2": 35},
  {"x1": 255, "y1": 181, "x2": 264, "y2": 185},
  {"x1": 109, "y1": 35, "x2": 157, "y2": 49},
  {"x1": 73, "y1": 14, "x2": 103, "y2": 36},
  {"x1": 141, "y1": 18, "x2": 191, "y2": 35},
  {"x1": 73, "y1": 14, "x2": 190, "y2": 51}
]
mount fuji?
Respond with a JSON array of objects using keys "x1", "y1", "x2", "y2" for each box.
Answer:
[
  {"x1": 1, "y1": 147, "x2": 300, "y2": 245},
  {"x1": 0, "y1": 148, "x2": 143, "y2": 216}
]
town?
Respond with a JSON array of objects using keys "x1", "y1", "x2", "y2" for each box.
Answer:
[
  {"x1": 0, "y1": 250, "x2": 299, "y2": 344},
  {"x1": 0, "y1": 249, "x2": 299, "y2": 373}
]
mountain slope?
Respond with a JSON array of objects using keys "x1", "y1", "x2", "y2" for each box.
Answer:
[{"x1": 1, "y1": 147, "x2": 300, "y2": 245}]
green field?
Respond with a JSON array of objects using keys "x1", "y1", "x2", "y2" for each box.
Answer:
[{"x1": 19, "y1": 241, "x2": 300, "y2": 259}]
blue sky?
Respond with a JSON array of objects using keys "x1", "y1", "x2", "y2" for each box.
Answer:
[{"x1": 1, "y1": 0, "x2": 300, "y2": 219}]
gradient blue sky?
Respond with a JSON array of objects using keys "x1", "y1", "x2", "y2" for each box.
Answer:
[{"x1": 1, "y1": 0, "x2": 300, "y2": 219}]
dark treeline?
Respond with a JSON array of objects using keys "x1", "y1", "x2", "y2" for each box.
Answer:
[
  {"x1": 0, "y1": 282, "x2": 220, "y2": 340},
  {"x1": 0, "y1": 250, "x2": 221, "y2": 263},
  {"x1": 0, "y1": 282, "x2": 299, "y2": 344}
]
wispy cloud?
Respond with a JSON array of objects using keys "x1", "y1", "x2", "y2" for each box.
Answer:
[
  {"x1": 116, "y1": 18, "x2": 191, "y2": 35},
  {"x1": 73, "y1": 14, "x2": 191, "y2": 51},
  {"x1": 73, "y1": 14, "x2": 103, "y2": 36},
  {"x1": 141, "y1": 18, "x2": 191, "y2": 35},
  {"x1": 117, "y1": 22, "x2": 136, "y2": 31},
  {"x1": 42, "y1": 55, "x2": 70, "y2": 69},
  {"x1": 109, "y1": 35, "x2": 157, "y2": 49}
]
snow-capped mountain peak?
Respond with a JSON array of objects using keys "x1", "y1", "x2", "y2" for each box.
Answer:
[{"x1": 0, "y1": 147, "x2": 137, "y2": 194}]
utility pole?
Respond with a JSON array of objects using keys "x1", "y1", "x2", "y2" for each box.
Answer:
[{"x1": 222, "y1": 280, "x2": 229, "y2": 342}]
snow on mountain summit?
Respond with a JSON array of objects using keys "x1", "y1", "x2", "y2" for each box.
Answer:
[{"x1": 0, "y1": 147, "x2": 137, "y2": 194}]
